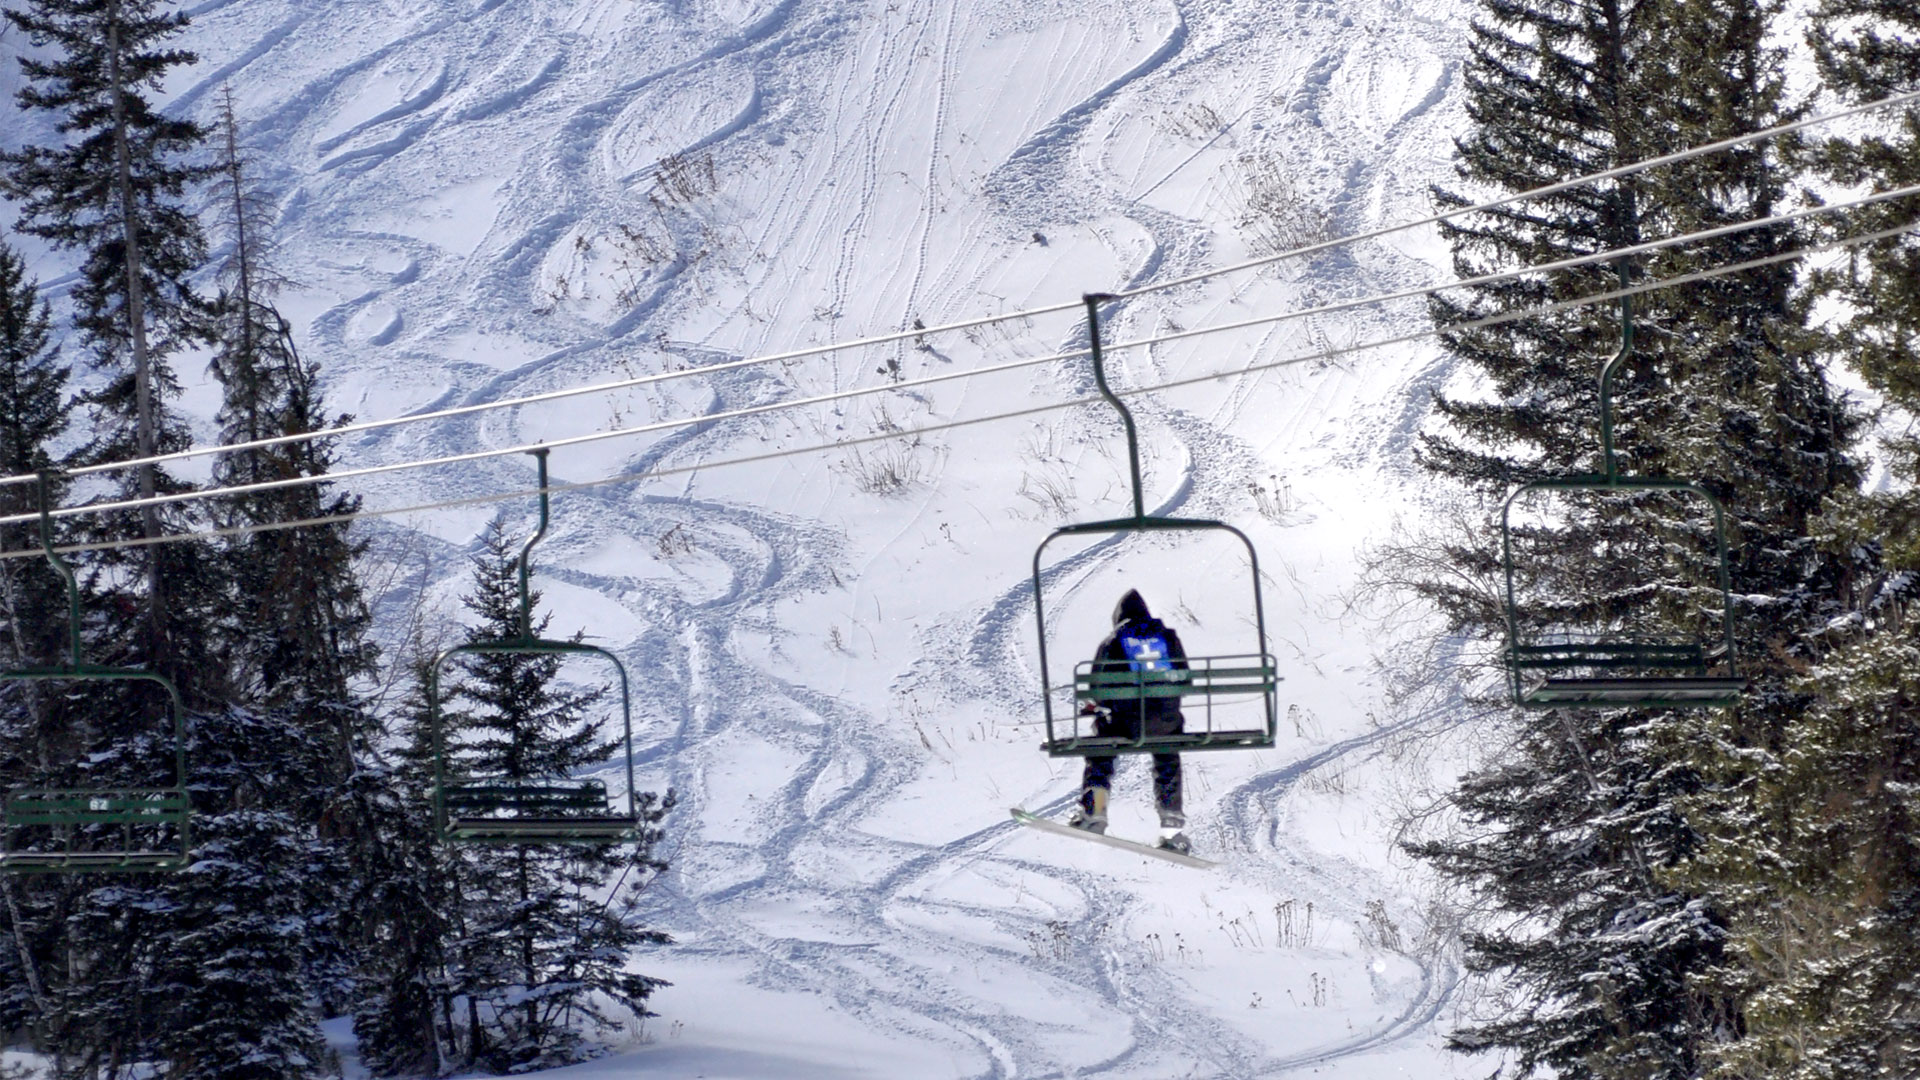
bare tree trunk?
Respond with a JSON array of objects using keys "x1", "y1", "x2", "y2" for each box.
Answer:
[
  {"x1": 106, "y1": 2, "x2": 166, "y2": 654},
  {"x1": 218, "y1": 90, "x2": 262, "y2": 463},
  {"x1": 1, "y1": 878, "x2": 54, "y2": 1052}
]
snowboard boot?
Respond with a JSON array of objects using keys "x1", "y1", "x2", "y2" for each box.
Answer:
[
  {"x1": 1068, "y1": 786, "x2": 1109, "y2": 835},
  {"x1": 1156, "y1": 808, "x2": 1190, "y2": 855}
]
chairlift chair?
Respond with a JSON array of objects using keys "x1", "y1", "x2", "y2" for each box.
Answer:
[
  {"x1": 1033, "y1": 295, "x2": 1281, "y2": 757},
  {"x1": 1500, "y1": 287, "x2": 1744, "y2": 709},
  {"x1": 429, "y1": 449, "x2": 646, "y2": 844},
  {"x1": 1, "y1": 473, "x2": 192, "y2": 874}
]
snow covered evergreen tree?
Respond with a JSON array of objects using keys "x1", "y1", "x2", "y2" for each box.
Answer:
[
  {"x1": 154, "y1": 707, "x2": 334, "y2": 1080},
  {"x1": 1672, "y1": 8, "x2": 1920, "y2": 1073},
  {"x1": 1402, "y1": 0, "x2": 1865, "y2": 1076},
  {"x1": 1, "y1": 0, "x2": 216, "y2": 681},
  {"x1": 0, "y1": 237, "x2": 78, "y2": 1067},
  {"x1": 206, "y1": 85, "x2": 374, "y2": 737},
  {"x1": 188, "y1": 86, "x2": 388, "y2": 1049},
  {"x1": 347, "y1": 703, "x2": 459, "y2": 1077},
  {"x1": 357, "y1": 524, "x2": 670, "y2": 1073},
  {"x1": 443, "y1": 523, "x2": 669, "y2": 1070}
]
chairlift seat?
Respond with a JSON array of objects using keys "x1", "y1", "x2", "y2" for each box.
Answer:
[
  {"x1": 1030, "y1": 296, "x2": 1285, "y2": 758},
  {"x1": 428, "y1": 450, "x2": 649, "y2": 847},
  {"x1": 1501, "y1": 469, "x2": 1744, "y2": 711},
  {"x1": 2, "y1": 788, "x2": 191, "y2": 872},
  {"x1": 1508, "y1": 642, "x2": 1744, "y2": 708},
  {"x1": 441, "y1": 779, "x2": 637, "y2": 842},
  {"x1": 0, "y1": 474, "x2": 196, "y2": 873},
  {"x1": 0, "y1": 849, "x2": 189, "y2": 872},
  {"x1": 1044, "y1": 654, "x2": 1280, "y2": 755}
]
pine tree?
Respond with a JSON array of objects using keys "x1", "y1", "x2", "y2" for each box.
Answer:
[
  {"x1": 1401, "y1": 0, "x2": 1865, "y2": 1075},
  {"x1": 1669, "y1": 8, "x2": 1920, "y2": 1072},
  {"x1": 1, "y1": 0, "x2": 214, "y2": 679},
  {"x1": 206, "y1": 86, "x2": 374, "y2": 755},
  {"x1": 0, "y1": 240, "x2": 81, "y2": 1060},
  {"x1": 399, "y1": 523, "x2": 671, "y2": 1071},
  {"x1": 45, "y1": 862, "x2": 177, "y2": 1075},
  {"x1": 197, "y1": 89, "x2": 394, "y2": 1028},
  {"x1": 0, "y1": 239, "x2": 78, "y2": 768},
  {"x1": 153, "y1": 706, "x2": 334, "y2": 1080}
]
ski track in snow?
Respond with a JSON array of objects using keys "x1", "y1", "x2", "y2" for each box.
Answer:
[{"x1": 65, "y1": 0, "x2": 1480, "y2": 1074}]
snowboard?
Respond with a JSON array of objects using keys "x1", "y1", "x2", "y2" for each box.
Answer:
[{"x1": 1009, "y1": 808, "x2": 1216, "y2": 869}]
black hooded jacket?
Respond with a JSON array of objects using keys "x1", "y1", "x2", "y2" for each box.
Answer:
[{"x1": 1093, "y1": 590, "x2": 1188, "y2": 725}]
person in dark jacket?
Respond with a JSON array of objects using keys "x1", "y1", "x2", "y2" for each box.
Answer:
[{"x1": 1068, "y1": 589, "x2": 1191, "y2": 854}]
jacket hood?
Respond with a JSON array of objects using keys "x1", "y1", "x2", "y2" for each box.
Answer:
[{"x1": 1113, "y1": 589, "x2": 1151, "y2": 626}]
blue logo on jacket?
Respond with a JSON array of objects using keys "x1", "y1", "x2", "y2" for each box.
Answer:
[{"x1": 1120, "y1": 633, "x2": 1171, "y2": 672}]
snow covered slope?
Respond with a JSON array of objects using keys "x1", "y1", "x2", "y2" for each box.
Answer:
[{"x1": 20, "y1": 0, "x2": 1492, "y2": 1074}]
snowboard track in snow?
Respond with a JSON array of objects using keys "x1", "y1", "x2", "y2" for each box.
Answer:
[{"x1": 112, "y1": 0, "x2": 1480, "y2": 1073}]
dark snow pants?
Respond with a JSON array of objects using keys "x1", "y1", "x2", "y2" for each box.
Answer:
[{"x1": 1079, "y1": 706, "x2": 1183, "y2": 818}]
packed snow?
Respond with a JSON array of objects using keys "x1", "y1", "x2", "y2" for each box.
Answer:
[{"x1": 7, "y1": 0, "x2": 1496, "y2": 1075}]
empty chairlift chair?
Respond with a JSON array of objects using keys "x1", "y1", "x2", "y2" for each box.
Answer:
[
  {"x1": 430, "y1": 449, "x2": 645, "y2": 844},
  {"x1": 1500, "y1": 290, "x2": 1744, "y2": 709},
  {"x1": 1033, "y1": 295, "x2": 1281, "y2": 757},
  {"x1": 2, "y1": 473, "x2": 191, "y2": 874}
]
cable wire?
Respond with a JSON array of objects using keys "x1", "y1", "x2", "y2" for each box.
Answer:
[
  {"x1": 10, "y1": 183, "x2": 1915, "y2": 529},
  {"x1": 5, "y1": 213, "x2": 1906, "y2": 562},
  {"x1": 1110, "y1": 86, "x2": 1920, "y2": 302},
  {"x1": 12, "y1": 86, "x2": 1916, "y2": 492}
]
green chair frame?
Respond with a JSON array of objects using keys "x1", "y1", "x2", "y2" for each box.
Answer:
[
  {"x1": 430, "y1": 449, "x2": 644, "y2": 843},
  {"x1": 1500, "y1": 288, "x2": 1744, "y2": 709},
  {"x1": 1033, "y1": 295, "x2": 1280, "y2": 757},
  {"x1": 2, "y1": 473, "x2": 191, "y2": 874}
]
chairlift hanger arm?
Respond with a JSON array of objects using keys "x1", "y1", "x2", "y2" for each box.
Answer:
[{"x1": 1083, "y1": 293, "x2": 1145, "y2": 520}]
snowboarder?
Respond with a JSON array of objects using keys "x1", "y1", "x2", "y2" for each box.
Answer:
[{"x1": 1068, "y1": 589, "x2": 1191, "y2": 854}]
